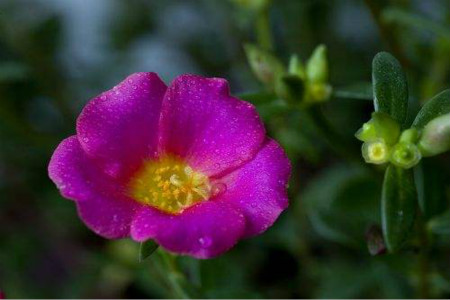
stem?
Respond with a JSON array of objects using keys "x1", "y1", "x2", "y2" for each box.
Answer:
[
  {"x1": 417, "y1": 214, "x2": 430, "y2": 298},
  {"x1": 158, "y1": 250, "x2": 190, "y2": 299},
  {"x1": 255, "y1": 7, "x2": 273, "y2": 50}
]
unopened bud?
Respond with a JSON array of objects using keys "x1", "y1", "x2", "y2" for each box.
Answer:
[
  {"x1": 288, "y1": 54, "x2": 305, "y2": 79},
  {"x1": 390, "y1": 142, "x2": 421, "y2": 169},
  {"x1": 356, "y1": 112, "x2": 401, "y2": 145},
  {"x1": 244, "y1": 43, "x2": 285, "y2": 88},
  {"x1": 308, "y1": 83, "x2": 332, "y2": 102},
  {"x1": 306, "y1": 44, "x2": 328, "y2": 83},
  {"x1": 399, "y1": 128, "x2": 419, "y2": 144},
  {"x1": 362, "y1": 139, "x2": 390, "y2": 164},
  {"x1": 418, "y1": 113, "x2": 450, "y2": 157},
  {"x1": 275, "y1": 74, "x2": 304, "y2": 104}
]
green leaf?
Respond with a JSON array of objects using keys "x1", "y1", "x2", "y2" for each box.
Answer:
[
  {"x1": 382, "y1": 8, "x2": 450, "y2": 39},
  {"x1": 372, "y1": 52, "x2": 408, "y2": 125},
  {"x1": 333, "y1": 82, "x2": 373, "y2": 101},
  {"x1": 139, "y1": 240, "x2": 159, "y2": 262},
  {"x1": 427, "y1": 210, "x2": 450, "y2": 235},
  {"x1": 303, "y1": 166, "x2": 381, "y2": 246},
  {"x1": 381, "y1": 166, "x2": 417, "y2": 252},
  {"x1": 414, "y1": 160, "x2": 448, "y2": 219},
  {"x1": 412, "y1": 89, "x2": 450, "y2": 129}
]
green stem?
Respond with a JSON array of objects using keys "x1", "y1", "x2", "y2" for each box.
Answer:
[
  {"x1": 158, "y1": 250, "x2": 190, "y2": 299},
  {"x1": 255, "y1": 7, "x2": 273, "y2": 50},
  {"x1": 417, "y1": 214, "x2": 430, "y2": 298}
]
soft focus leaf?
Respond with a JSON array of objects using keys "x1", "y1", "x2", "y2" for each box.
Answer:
[
  {"x1": 382, "y1": 8, "x2": 450, "y2": 39},
  {"x1": 333, "y1": 82, "x2": 373, "y2": 101},
  {"x1": 372, "y1": 52, "x2": 408, "y2": 125},
  {"x1": 413, "y1": 89, "x2": 450, "y2": 129},
  {"x1": 0, "y1": 61, "x2": 29, "y2": 82},
  {"x1": 381, "y1": 166, "x2": 417, "y2": 252},
  {"x1": 414, "y1": 158, "x2": 449, "y2": 219},
  {"x1": 139, "y1": 240, "x2": 159, "y2": 262},
  {"x1": 427, "y1": 210, "x2": 450, "y2": 235},
  {"x1": 303, "y1": 166, "x2": 381, "y2": 246},
  {"x1": 243, "y1": 43, "x2": 285, "y2": 87}
]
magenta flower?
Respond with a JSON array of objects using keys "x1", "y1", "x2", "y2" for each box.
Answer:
[{"x1": 49, "y1": 73, "x2": 291, "y2": 258}]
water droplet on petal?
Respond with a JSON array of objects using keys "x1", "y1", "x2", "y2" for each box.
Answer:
[
  {"x1": 199, "y1": 236, "x2": 212, "y2": 248},
  {"x1": 211, "y1": 182, "x2": 227, "y2": 197}
]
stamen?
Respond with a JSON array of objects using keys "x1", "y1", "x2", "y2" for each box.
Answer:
[{"x1": 128, "y1": 155, "x2": 213, "y2": 214}]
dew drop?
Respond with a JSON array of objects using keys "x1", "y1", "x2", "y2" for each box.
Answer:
[
  {"x1": 211, "y1": 182, "x2": 227, "y2": 197},
  {"x1": 198, "y1": 236, "x2": 212, "y2": 248}
]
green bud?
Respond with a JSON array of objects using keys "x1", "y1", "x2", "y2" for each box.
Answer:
[
  {"x1": 275, "y1": 74, "x2": 304, "y2": 104},
  {"x1": 399, "y1": 128, "x2": 419, "y2": 144},
  {"x1": 390, "y1": 142, "x2": 421, "y2": 169},
  {"x1": 418, "y1": 113, "x2": 450, "y2": 157},
  {"x1": 288, "y1": 55, "x2": 305, "y2": 79},
  {"x1": 355, "y1": 112, "x2": 401, "y2": 145},
  {"x1": 307, "y1": 82, "x2": 332, "y2": 103},
  {"x1": 244, "y1": 43, "x2": 285, "y2": 88},
  {"x1": 306, "y1": 44, "x2": 328, "y2": 83},
  {"x1": 362, "y1": 139, "x2": 390, "y2": 164}
]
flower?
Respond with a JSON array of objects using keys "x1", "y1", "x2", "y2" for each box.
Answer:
[{"x1": 48, "y1": 73, "x2": 291, "y2": 259}]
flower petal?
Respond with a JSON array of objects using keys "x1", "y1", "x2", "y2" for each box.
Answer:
[
  {"x1": 158, "y1": 74, "x2": 265, "y2": 176},
  {"x1": 77, "y1": 72, "x2": 167, "y2": 179},
  {"x1": 215, "y1": 139, "x2": 291, "y2": 238},
  {"x1": 76, "y1": 192, "x2": 139, "y2": 239},
  {"x1": 131, "y1": 201, "x2": 246, "y2": 259},
  {"x1": 48, "y1": 136, "x2": 139, "y2": 238}
]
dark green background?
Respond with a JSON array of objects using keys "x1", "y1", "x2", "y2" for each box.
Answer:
[{"x1": 0, "y1": 0, "x2": 449, "y2": 298}]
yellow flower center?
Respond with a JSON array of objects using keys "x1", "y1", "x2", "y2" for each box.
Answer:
[
  {"x1": 128, "y1": 155, "x2": 211, "y2": 214},
  {"x1": 362, "y1": 140, "x2": 390, "y2": 164}
]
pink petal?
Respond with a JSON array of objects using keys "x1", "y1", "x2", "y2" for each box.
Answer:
[
  {"x1": 158, "y1": 74, "x2": 265, "y2": 177},
  {"x1": 77, "y1": 72, "x2": 167, "y2": 180},
  {"x1": 76, "y1": 192, "x2": 139, "y2": 239},
  {"x1": 215, "y1": 139, "x2": 291, "y2": 238},
  {"x1": 130, "y1": 201, "x2": 246, "y2": 259},
  {"x1": 48, "y1": 136, "x2": 139, "y2": 238}
]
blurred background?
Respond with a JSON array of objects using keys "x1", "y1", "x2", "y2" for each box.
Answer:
[{"x1": 0, "y1": 0, "x2": 449, "y2": 298}]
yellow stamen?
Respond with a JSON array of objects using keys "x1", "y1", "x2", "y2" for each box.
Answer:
[{"x1": 128, "y1": 155, "x2": 212, "y2": 214}]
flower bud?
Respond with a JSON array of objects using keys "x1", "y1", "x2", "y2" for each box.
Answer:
[
  {"x1": 418, "y1": 113, "x2": 450, "y2": 157},
  {"x1": 399, "y1": 128, "x2": 419, "y2": 144},
  {"x1": 244, "y1": 43, "x2": 285, "y2": 87},
  {"x1": 355, "y1": 112, "x2": 400, "y2": 145},
  {"x1": 306, "y1": 44, "x2": 328, "y2": 83},
  {"x1": 288, "y1": 54, "x2": 305, "y2": 79},
  {"x1": 362, "y1": 139, "x2": 390, "y2": 164},
  {"x1": 275, "y1": 74, "x2": 304, "y2": 104},
  {"x1": 307, "y1": 82, "x2": 332, "y2": 103},
  {"x1": 390, "y1": 142, "x2": 421, "y2": 169}
]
